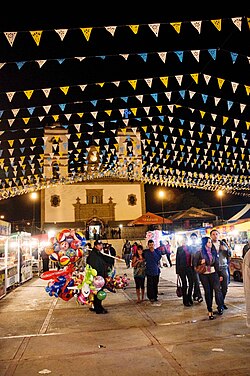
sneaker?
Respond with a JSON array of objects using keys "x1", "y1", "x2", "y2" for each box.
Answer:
[
  {"x1": 217, "y1": 308, "x2": 224, "y2": 315},
  {"x1": 223, "y1": 304, "x2": 228, "y2": 310}
]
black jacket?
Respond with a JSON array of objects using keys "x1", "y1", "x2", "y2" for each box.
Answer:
[
  {"x1": 193, "y1": 247, "x2": 220, "y2": 274},
  {"x1": 86, "y1": 248, "x2": 110, "y2": 278},
  {"x1": 176, "y1": 246, "x2": 192, "y2": 274}
]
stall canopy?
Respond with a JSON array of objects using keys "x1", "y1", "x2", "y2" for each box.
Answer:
[
  {"x1": 169, "y1": 207, "x2": 216, "y2": 221},
  {"x1": 127, "y1": 212, "x2": 172, "y2": 226},
  {"x1": 228, "y1": 204, "x2": 250, "y2": 222}
]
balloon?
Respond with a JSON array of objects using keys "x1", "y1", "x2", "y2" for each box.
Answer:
[
  {"x1": 66, "y1": 248, "x2": 76, "y2": 258},
  {"x1": 75, "y1": 231, "x2": 84, "y2": 241},
  {"x1": 50, "y1": 252, "x2": 59, "y2": 262},
  {"x1": 59, "y1": 255, "x2": 70, "y2": 266},
  {"x1": 93, "y1": 275, "x2": 105, "y2": 290},
  {"x1": 59, "y1": 241, "x2": 69, "y2": 251},
  {"x1": 45, "y1": 246, "x2": 54, "y2": 255},
  {"x1": 81, "y1": 238, "x2": 87, "y2": 246},
  {"x1": 77, "y1": 293, "x2": 87, "y2": 304},
  {"x1": 70, "y1": 240, "x2": 81, "y2": 249},
  {"x1": 81, "y1": 283, "x2": 90, "y2": 297},
  {"x1": 97, "y1": 290, "x2": 107, "y2": 300},
  {"x1": 76, "y1": 248, "x2": 83, "y2": 258},
  {"x1": 57, "y1": 228, "x2": 71, "y2": 242}
]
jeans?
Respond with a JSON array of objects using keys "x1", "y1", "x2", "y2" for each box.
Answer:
[
  {"x1": 220, "y1": 267, "x2": 229, "y2": 300},
  {"x1": 191, "y1": 267, "x2": 202, "y2": 300},
  {"x1": 146, "y1": 274, "x2": 159, "y2": 301},
  {"x1": 124, "y1": 254, "x2": 131, "y2": 268},
  {"x1": 199, "y1": 272, "x2": 224, "y2": 312},
  {"x1": 179, "y1": 267, "x2": 194, "y2": 305}
]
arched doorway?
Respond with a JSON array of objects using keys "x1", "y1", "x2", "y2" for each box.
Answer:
[{"x1": 87, "y1": 217, "x2": 105, "y2": 240}]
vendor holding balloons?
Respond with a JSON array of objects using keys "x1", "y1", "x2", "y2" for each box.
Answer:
[{"x1": 86, "y1": 240, "x2": 110, "y2": 314}]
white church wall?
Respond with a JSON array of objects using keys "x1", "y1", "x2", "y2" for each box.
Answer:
[{"x1": 43, "y1": 182, "x2": 143, "y2": 223}]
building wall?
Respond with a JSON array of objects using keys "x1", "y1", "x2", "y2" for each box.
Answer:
[{"x1": 41, "y1": 181, "x2": 145, "y2": 226}]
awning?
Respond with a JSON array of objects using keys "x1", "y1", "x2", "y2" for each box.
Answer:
[{"x1": 127, "y1": 212, "x2": 172, "y2": 226}]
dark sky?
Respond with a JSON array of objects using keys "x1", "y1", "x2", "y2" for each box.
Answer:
[{"x1": 0, "y1": 10, "x2": 249, "y2": 224}]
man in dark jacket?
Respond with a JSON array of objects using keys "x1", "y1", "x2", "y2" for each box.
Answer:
[{"x1": 86, "y1": 240, "x2": 110, "y2": 314}]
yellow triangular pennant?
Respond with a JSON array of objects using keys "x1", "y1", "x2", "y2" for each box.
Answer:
[
  {"x1": 217, "y1": 78, "x2": 225, "y2": 89},
  {"x1": 24, "y1": 90, "x2": 34, "y2": 99},
  {"x1": 30, "y1": 30, "x2": 43, "y2": 46},
  {"x1": 160, "y1": 76, "x2": 168, "y2": 87},
  {"x1": 211, "y1": 19, "x2": 222, "y2": 31},
  {"x1": 170, "y1": 22, "x2": 182, "y2": 33},
  {"x1": 128, "y1": 80, "x2": 137, "y2": 90},
  {"x1": 129, "y1": 25, "x2": 139, "y2": 34},
  {"x1": 60, "y1": 86, "x2": 69, "y2": 95},
  {"x1": 80, "y1": 27, "x2": 92, "y2": 41},
  {"x1": 190, "y1": 73, "x2": 199, "y2": 83}
]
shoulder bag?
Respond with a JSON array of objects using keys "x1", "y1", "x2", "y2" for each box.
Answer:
[
  {"x1": 176, "y1": 275, "x2": 183, "y2": 297},
  {"x1": 194, "y1": 250, "x2": 206, "y2": 274}
]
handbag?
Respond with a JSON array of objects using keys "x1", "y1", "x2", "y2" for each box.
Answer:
[
  {"x1": 176, "y1": 275, "x2": 183, "y2": 297},
  {"x1": 194, "y1": 264, "x2": 206, "y2": 274},
  {"x1": 194, "y1": 249, "x2": 207, "y2": 274}
]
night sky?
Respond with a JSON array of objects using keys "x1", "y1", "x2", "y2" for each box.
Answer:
[{"x1": 0, "y1": 9, "x2": 249, "y2": 225}]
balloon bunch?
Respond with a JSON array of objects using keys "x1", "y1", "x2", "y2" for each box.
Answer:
[
  {"x1": 45, "y1": 228, "x2": 87, "y2": 268},
  {"x1": 41, "y1": 265, "x2": 76, "y2": 301},
  {"x1": 73, "y1": 265, "x2": 130, "y2": 305},
  {"x1": 40, "y1": 229, "x2": 130, "y2": 307},
  {"x1": 105, "y1": 273, "x2": 130, "y2": 292},
  {"x1": 74, "y1": 264, "x2": 107, "y2": 305}
]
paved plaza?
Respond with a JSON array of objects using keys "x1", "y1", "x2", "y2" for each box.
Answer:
[{"x1": 0, "y1": 262, "x2": 249, "y2": 376}]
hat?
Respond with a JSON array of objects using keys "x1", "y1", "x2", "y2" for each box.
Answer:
[{"x1": 94, "y1": 240, "x2": 103, "y2": 246}]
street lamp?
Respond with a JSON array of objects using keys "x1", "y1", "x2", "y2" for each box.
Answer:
[
  {"x1": 30, "y1": 192, "x2": 38, "y2": 234},
  {"x1": 217, "y1": 190, "x2": 224, "y2": 221},
  {"x1": 158, "y1": 189, "x2": 165, "y2": 229}
]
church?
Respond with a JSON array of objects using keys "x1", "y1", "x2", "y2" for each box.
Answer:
[{"x1": 40, "y1": 123, "x2": 146, "y2": 239}]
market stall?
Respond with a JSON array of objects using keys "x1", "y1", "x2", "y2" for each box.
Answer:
[
  {"x1": 0, "y1": 220, "x2": 11, "y2": 298},
  {"x1": 205, "y1": 219, "x2": 250, "y2": 257},
  {"x1": 5, "y1": 232, "x2": 33, "y2": 288}
]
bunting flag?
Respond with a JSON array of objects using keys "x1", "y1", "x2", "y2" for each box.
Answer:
[{"x1": 0, "y1": 15, "x2": 249, "y2": 199}]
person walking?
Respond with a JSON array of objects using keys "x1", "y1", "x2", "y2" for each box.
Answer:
[
  {"x1": 210, "y1": 229, "x2": 231, "y2": 310},
  {"x1": 131, "y1": 244, "x2": 146, "y2": 303},
  {"x1": 189, "y1": 233, "x2": 203, "y2": 303},
  {"x1": 157, "y1": 240, "x2": 168, "y2": 267},
  {"x1": 165, "y1": 240, "x2": 172, "y2": 267},
  {"x1": 176, "y1": 236, "x2": 194, "y2": 307},
  {"x1": 242, "y1": 239, "x2": 250, "y2": 259},
  {"x1": 144, "y1": 239, "x2": 162, "y2": 303},
  {"x1": 40, "y1": 248, "x2": 50, "y2": 272},
  {"x1": 243, "y1": 248, "x2": 250, "y2": 327},
  {"x1": 193, "y1": 236, "x2": 224, "y2": 320},
  {"x1": 122, "y1": 239, "x2": 132, "y2": 268},
  {"x1": 86, "y1": 240, "x2": 110, "y2": 314}
]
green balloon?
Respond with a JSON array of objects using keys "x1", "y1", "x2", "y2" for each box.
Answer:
[{"x1": 97, "y1": 290, "x2": 107, "y2": 300}]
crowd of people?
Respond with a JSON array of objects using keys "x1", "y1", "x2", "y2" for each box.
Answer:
[
  {"x1": 123, "y1": 230, "x2": 234, "y2": 320},
  {"x1": 39, "y1": 230, "x2": 250, "y2": 323}
]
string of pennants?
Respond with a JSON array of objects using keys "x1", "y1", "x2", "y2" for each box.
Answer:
[
  {"x1": 2, "y1": 17, "x2": 248, "y2": 46},
  {"x1": 0, "y1": 48, "x2": 249, "y2": 71}
]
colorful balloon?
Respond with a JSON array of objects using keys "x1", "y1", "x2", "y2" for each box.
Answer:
[
  {"x1": 97, "y1": 290, "x2": 107, "y2": 300},
  {"x1": 93, "y1": 275, "x2": 105, "y2": 290}
]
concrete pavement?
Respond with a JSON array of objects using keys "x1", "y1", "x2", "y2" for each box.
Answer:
[{"x1": 0, "y1": 262, "x2": 250, "y2": 376}]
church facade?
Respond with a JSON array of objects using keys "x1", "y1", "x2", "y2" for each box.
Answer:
[{"x1": 40, "y1": 124, "x2": 146, "y2": 239}]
